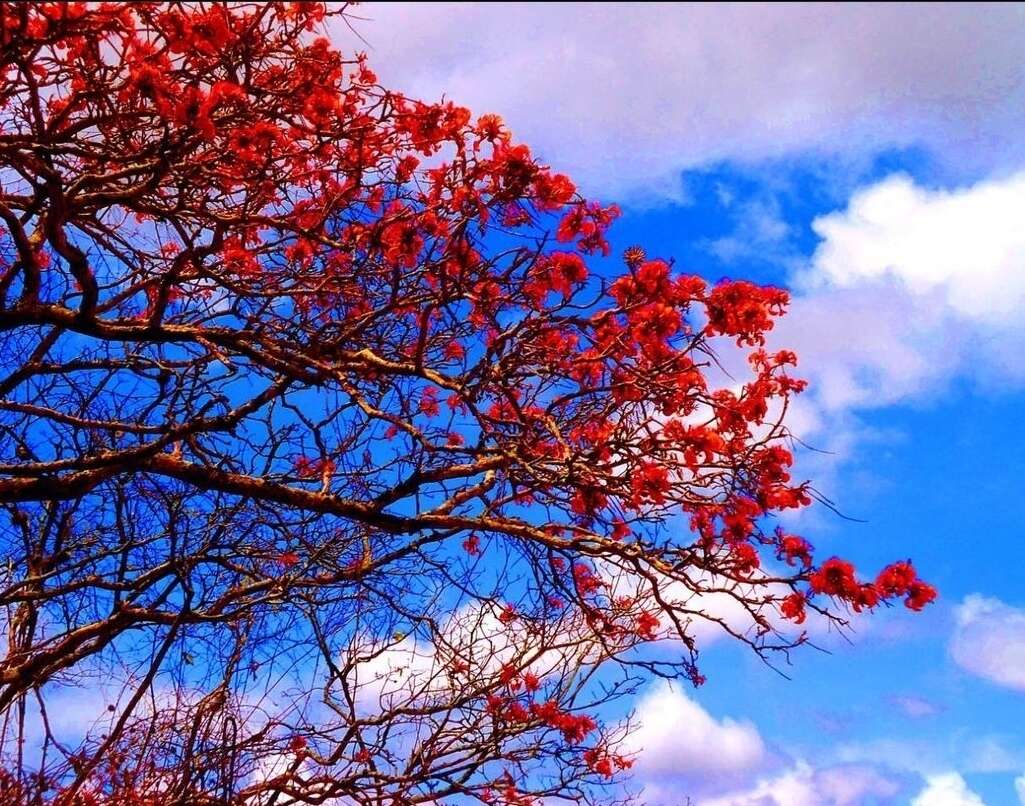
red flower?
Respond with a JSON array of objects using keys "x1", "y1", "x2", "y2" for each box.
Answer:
[
  {"x1": 173, "y1": 86, "x2": 215, "y2": 139},
  {"x1": 572, "y1": 563, "x2": 603, "y2": 596},
  {"x1": 809, "y1": 557, "x2": 859, "y2": 599},
  {"x1": 476, "y1": 113, "x2": 509, "y2": 145},
  {"x1": 570, "y1": 487, "x2": 608, "y2": 517},
  {"x1": 781, "y1": 592, "x2": 806, "y2": 625},
  {"x1": 706, "y1": 280, "x2": 789, "y2": 347},
  {"x1": 635, "y1": 611, "x2": 660, "y2": 640},
  {"x1": 630, "y1": 461, "x2": 671, "y2": 507},
  {"x1": 444, "y1": 340, "x2": 465, "y2": 360},
  {"x1": 906, "y1": 581, "x2": 938, "y2": 611},
  {"x1": 532, "y1": 252, "x2": 589, "y2": 299},
  {"x1": 875, "y1": 561, "x2": 937, "y2": 610},
  {"x1": 499, "y1": 663, "x2": 519, "y2": 686},
  {"x1": 530, "y1": 701, "x2": 597, "y2": 743},
  {"x1": 498, "y1": 604, "x2": 517, "y2": 624},
  {"x1": 279, "y1": 551, "x2": 300, "y2": 569},
  {"x1": 875, "y1": 560, "x2": 918, "y2": 597},
  {"x1": 584, "y1": 748, "x2": 633, "y2": 778},
  {"x1": 852, "y1": 584, "x2": 880, "y2": 613},
  {"x1": 304, "y1": 87, "x2": 340, "y2": 125},
  {"x1": 419, "y1": 386, "x2": 440, "y2": 417},
  {"x1": 778, "y1": 533, "x2": 813, "y2": 568},
  {"x1": 731, "y1": 542, "x2": 760, "y2": 575},
  {"x1": 533, "y1": 172, "x2": 576, "y2": 210},
  {"x1": 610, "y1": 519, "x2": 632, "y2": 541},
  {"x1": 293, "y1": 456, "x2": 333, "y2": 479}
]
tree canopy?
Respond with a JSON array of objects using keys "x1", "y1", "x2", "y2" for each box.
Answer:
[{"x1": 0, "y1": 3, "x2": 934, "y2": 803}]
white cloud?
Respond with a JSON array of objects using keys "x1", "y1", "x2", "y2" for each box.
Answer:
[
  {"x1": 780, "y1": 171, "x2": 1025, "y2": 421},
  {"x1": 627, "y1": 678, "x2": 999, "y2": 806},
  {"x1": 750, "y1": 169, "x2": 1025, "y2": 509},
  {"x1": 775, "y1": 281, "x2": 958, "y2": 415},
  {"x1": 347, "y1": 634, "x2": 444, "y2": 713},
  {"x1": 950, "y1": 594, "x2": 1025, "y2": 692},
  {"x1": 911, "y1": 773, "x2": 985, "y2": 806},
  {"x1": 889, "y1": 695, "x2": 942, "y2": 719},
  {"x1": 342, "y1": 4, "x2": 1025, "y2": 199},
  {"x1": 808, "y1": 172, "x2": 1025, "y2": 322},
  {"x1": 696, "y1": 761, "x2": 899, "y2": 806},
  {"x1": 345, "y1": 599, "x2": 610, "y2": 716},
  {"x1": 1015, "y1": 773, "x2": 1025, "y2": 805},
  {"x1": 626, "y1": 681, "x2": 765, "y2": 784}
]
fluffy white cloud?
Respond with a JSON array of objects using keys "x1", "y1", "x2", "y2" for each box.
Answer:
[
  {"x1": 342, "y1": 4, "x2": 1025, "y2": 199},
  {"x1": 810, "y1": 173, "x2": 1025, "y2": 322},
  {"x1": 1015, "y1": 773, "x2": 1025, "y2": 804},
  {"x1": 911, "y1": 773, "x2": 985, "y2": 806},
  {"x1": 950, "y1": 594, "x2": 1025, "y2": 692},
  {"x1": 347, "y1": 634, "x2": 444, "y2": 713},
  {"x1": 697, "y1": 761, "x2": 899, "y2": 806},
  {"x1": 345, "y1": 598, "x2": 614, "y2": 717},
  {"x1": 749, "y1": 169, "x2": 1025, "y2": 505},
  {"x1": 626, "y1": 675, "x2": 997, "y2": 806},
  {"x1": 776, "y1": 280, "x2": 958, "y2": 414},
  {"x1": 625, "y1": 681, "x2": 765, "y2": 784},
  {"x1": 780, "y1": 171, "x2": 1025, "y2": 420}
]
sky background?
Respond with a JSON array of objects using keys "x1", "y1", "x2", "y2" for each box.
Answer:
[{"x1": 336, "y1": 5, "x2": 1025, "y2": 804}]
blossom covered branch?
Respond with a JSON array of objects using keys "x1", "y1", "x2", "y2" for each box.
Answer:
[{"x1": 0, "y1": 3, "x2": 934, "y2": 804}]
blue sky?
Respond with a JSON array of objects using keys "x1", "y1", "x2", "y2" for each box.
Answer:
[{"x1": 337, "y1": 5, "x2": 1025, "y2": 804}]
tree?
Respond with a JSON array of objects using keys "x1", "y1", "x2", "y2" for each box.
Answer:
[{"x1": 0, "y1": 3, "x2": 935, "y2": 804}]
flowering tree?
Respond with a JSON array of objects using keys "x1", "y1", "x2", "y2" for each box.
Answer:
[{"x1": 0, "y1": 3, "x2": 935, "y2": 804}]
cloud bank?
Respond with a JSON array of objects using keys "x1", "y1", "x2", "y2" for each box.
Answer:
[{"x1": 349, "y1": 3, "x2": 1025, "y2": 199}]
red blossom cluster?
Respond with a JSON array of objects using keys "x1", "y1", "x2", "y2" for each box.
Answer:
[
  {"x1": 487, "y1": 693, "x2": 598, "y2": 744},
  {"x1": 484, "y1": 663, "x2": 632, "y2": 782},
  {"x1": 583, "y1": 748, "x2": 634, "y2": 779},
  {"x1": 776, "y1": 558, "x2": 937, "y2": 624}
]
